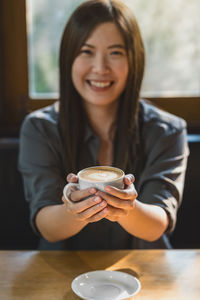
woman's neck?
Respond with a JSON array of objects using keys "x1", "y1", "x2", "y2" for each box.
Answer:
[{"x1": 83, "y1": 101, "x2": 119, "y2": 141}]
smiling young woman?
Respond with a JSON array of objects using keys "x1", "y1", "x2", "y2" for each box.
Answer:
[{"x1": 18, "y1": 0, "x2": 189, "y2": 251}]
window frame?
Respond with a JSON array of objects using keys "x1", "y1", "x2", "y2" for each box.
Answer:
[{"x1": 1, "y1": 0, "x2": 200, "y2": 137}]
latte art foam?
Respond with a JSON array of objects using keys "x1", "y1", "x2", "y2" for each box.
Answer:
[
  {"x1": 79, "y1": 167, "x2": 122, "y2": 182},
  {"x1": 85, "y1": 170, "x2": 118, "y2": 181}
]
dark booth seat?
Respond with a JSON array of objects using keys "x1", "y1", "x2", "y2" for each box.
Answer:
[
  {"x1": 169, "y1": 134, "x2": 200, "y2": 248},
  {"x1": 0, "y1": 138, "x2": 39, "y2": 250}
]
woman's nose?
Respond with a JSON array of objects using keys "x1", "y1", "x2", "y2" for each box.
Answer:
[{"x1": 92, "y1": 54, "x2": 110, "y2": 74}]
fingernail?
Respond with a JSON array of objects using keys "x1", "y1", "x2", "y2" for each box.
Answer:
[{"x1": 90, "y1": 188, "x2": 96, "y2": 194}]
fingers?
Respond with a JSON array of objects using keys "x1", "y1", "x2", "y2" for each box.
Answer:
[
  {"x1": 80, "y1": 201, "x2": 108, "y2": 222},
  {"x1": 124, "y1": 174, "x2": 135, "y2": 187},
  {"x1": 66, "y1": 173, "x2": 78, "y2": 183},
  {"x1": 87, "y1": 208, "x2": 108, "y2": 222},
  {"x1": 69, "y1": 196, "x2": 102, "y2": 214},
  {"x1": 62, "y1": 194, "x2": 108, "y2": 223},
  {"x1": 70, "y1": 187, "x2": 97, "y2": 202},
  {"x1": 104, "y1": 184, "x2": 138, "y2": 200},
  {"x1": 96, "y1": 191, "x2": 135, "y2": 210},
  {"x1": 96, "y1": 191, "x2": 132, "y2": 209}
]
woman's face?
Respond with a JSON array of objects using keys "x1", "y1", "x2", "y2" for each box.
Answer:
[{"x1": 71, "y1": 22, "x2": 129, "y2": 109}]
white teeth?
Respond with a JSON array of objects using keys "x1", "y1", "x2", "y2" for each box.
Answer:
[{"x1": 90, "y1": 81, "x2": 112, "y2": 88}]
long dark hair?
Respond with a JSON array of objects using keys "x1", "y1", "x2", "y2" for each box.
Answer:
[{"x1": 59, "y1": 0, "x2": 145, "y2": 174}]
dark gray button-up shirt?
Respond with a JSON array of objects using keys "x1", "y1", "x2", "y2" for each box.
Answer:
[{"x1": 18, "y1": 100, "x2": 189, "y2": 250}]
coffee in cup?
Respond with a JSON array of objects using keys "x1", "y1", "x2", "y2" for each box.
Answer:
[
  {"x1": 79, "y1": 166, "x2": 123, "y2": 182},
  {"x1": 63, "y1": 166, "x2": 124, "y2": 201}
]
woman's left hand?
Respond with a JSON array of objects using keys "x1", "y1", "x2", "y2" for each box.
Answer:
[{"x1": 95, "y1": 174, "x2": 138, "y2": 222}]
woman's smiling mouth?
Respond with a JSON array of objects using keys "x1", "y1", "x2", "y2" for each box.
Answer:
[{"x1": 86, "y1": 80, "x2": 114, "y2": 88}]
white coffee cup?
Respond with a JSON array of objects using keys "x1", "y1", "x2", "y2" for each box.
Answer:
[{"x1": 63, "y1": 166, "x2": 124, "y2": 202}]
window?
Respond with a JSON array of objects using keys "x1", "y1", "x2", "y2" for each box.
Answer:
[
  {"x1": 27, "y1": 0, "x2": 200, "y2": 99},
  {"x1": 0, "y1": 0, "x2": 200, "y2": 136}
]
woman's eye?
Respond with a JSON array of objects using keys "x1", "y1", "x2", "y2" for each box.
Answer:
[{"x1": 110, "y1": 51, "x2": 124, "y2": 56}]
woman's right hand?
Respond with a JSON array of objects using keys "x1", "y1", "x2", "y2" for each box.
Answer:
[{"x1": 62, "y1": 173, "x2": 108, "y2": 223}]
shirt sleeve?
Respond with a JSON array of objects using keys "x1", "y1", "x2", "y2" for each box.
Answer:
[
  {"x1": 18, "y1": 114, "x2": 66, "y2": 235},
  {"x1": 137, "y1": 118, "x2": 189, "y2": 233}
]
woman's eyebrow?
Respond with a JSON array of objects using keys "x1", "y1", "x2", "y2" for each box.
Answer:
[
  {"x1": 82, "y1": 43, "x2": 95, "y2": 48},
  {"x1": 108, "y1": 44, "x2": 126, "y2": 49},
  {"x1": 82, "y1": 43, "x2": 126, "y2": 49}
]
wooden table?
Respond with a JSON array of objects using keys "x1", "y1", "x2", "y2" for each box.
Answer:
[{"x1": 0, "y1": 249, "x2": 200, "y2": 299}]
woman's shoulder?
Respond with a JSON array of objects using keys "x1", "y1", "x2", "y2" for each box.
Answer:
[
  {"x1": 138, "y1": 99, "x2": 188, "y2": 159},
  {"x1": 20, "y1": 103, "x2": 58, "y2": 135},
  {"x1": 139, "y1": 99, "x2": 187, "y2": 135},
  {"x1": 25, "y1": 102, "x2": 58, "y2": 124}
]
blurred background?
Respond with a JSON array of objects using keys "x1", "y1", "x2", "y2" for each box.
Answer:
[
  {"x1": 27, "y1": 0, "x2": 200, "y2": 98},
  {"x1": 0, "y1": 0, "x2": 200, "y2": 250}
]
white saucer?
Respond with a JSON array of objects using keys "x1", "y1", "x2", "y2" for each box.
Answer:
[{"x1": 71, "y1": 270, "x2": 141, "y2": 300}]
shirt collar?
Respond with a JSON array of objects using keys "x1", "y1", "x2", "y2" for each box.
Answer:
[{"x1": 84, "y1": 122, "x2": 98, "y2": 143}]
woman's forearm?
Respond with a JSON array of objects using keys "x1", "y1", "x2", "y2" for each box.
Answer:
[
  {"x1": 118, "y1": 200, "x2": 169, "y2": 241},
  {"x1": 35, "y1": 198, "x2": 169, "y2": 243},
  {"x1": 35, "y1": 204, "x2": 87, "y2": 242}
]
